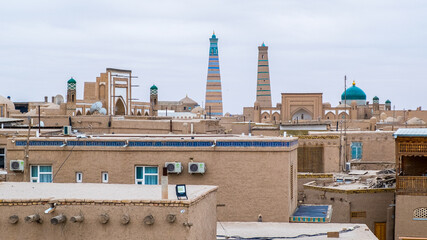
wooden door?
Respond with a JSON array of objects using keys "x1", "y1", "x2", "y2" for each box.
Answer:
[{"x1": 374, "y1": 222, "x2": 386, "y2": 240}]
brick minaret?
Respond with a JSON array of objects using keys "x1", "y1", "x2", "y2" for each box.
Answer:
[
  {"x1": 204, "y1": 32, "x2": 223, "y2": 118},
  {"x1": 256, "y1": 42, "x2": 272, "y2": 107}
]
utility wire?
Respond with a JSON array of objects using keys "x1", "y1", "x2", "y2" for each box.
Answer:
[{"x1": 52, "y1": 139, "x2": 79, "y2": 182}]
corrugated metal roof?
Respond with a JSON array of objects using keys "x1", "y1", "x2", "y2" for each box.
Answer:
[{"x1": 393, "y1": 128, "x2": 427, "y2": 137}]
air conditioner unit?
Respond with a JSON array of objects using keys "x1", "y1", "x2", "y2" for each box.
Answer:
[
  {"x1": 63, "y1": 126, "x2": 72, "y2": 135},
  {"x1": 10, "y1": 160, "x2": 24, "y2": 172},
  {"x1": 345, "y1": 162, "x2": 351, "y2": 172},
  {"x1": 188, "y1": 162, "x2": 206, "y2": 174},
  {"x1": 165, "y1": 162, "x2": 182, "y2": 174}
]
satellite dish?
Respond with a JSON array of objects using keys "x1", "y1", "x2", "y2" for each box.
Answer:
[
  {"x1": 40, "y1": 121, "x2": 45, "y2": 127},
  {"x1": 90, "y1": 102, "x2": 103, "y2": 113},
  {"x1": 99, "y1": 108, "x2": 107, "y2": 115}
]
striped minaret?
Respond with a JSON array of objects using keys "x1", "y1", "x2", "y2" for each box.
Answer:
[
  {"x1": 205, "y1": 32, "x2": 223, "y2": 117},
  {"x1": 256, "y1": 42, "x2": 272, "y2": 107}
]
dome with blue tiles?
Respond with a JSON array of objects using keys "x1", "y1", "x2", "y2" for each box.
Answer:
[{"x1": 341, "y1": 81, "x2": 366, "y2": 101}]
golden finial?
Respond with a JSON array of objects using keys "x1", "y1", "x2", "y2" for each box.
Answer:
[{"x1": 352, "y1": 80, "x2": 356, "y2": 86}]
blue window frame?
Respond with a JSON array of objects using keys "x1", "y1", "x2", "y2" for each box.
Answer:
[
  {"x1": 351, "y1": 142, "x2": 363, "y2": 160},
  {"x1": 30, "y1": 165, "x2": 52, "y2": 183},
  {"x1": 135, "y1": 166, "x2": 158, "y2": 185}
]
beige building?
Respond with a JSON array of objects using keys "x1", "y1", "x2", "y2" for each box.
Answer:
[
  {"x1": 243, "y1": 81, "x2": 427, "y2": 131},
  {"x1": 300, "y1": 173, "x2": 395, "y2": 240},
  {"x1": 0, "y1": 182, "x2": 217, "y2": 240},
  {"x1": 5, "y1": 135, "x2": 298, "y2": 222},
  {"x1": 394, "y1": 128, "x2": 427, "y2": 240}
]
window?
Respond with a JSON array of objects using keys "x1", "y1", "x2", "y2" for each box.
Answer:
[
  {"x1": 102, "y1": 172, "x2": 108, "y2": 183},
  {"x1": 0, "y1": 148, "x2": 5, "y2": 169},
  {"x1": 30, "y1": 165, "x2": 52, "y2": 183},
  {"x1": 135, "y1": 166, "x2": 158, "y2": 185},
  {"x1": 413, "y1": 208, "x2": 427, "y2": 220},
  {"x1": 76, "y1": 172, "x2": 83, "y2": 183},
  {"x1": 351, "y1": 211, "x2": 367, "y2": 218},
  {"x1": 351, "y1": 142, "x2": 363, "y2": 160}
]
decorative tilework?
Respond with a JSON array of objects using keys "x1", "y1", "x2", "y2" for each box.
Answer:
[
  {"x1": 216, "y1": 141, "x2": 295, "y2": 147},
  {"x1": 15, "y1": 141, "x2": 64, "y2": 146},
  {"x1": 15, "y1": 140, "x2": 297, "y2": 148},
  {"x1": 129, "y1": 141, "x2": 214, "y2": 147},
  {"x1": 68, "y1": 141, "x2": 126, "y2": 147}
]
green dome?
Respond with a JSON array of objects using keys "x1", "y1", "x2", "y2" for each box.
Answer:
[
  {"x1": 385, "y1": 99, "x2": 391, "y2": 104},
  {"x1": 341, "y1": 81, "x2": 366, "y2": 101},
  {"x1": 373, "y1": 96, "x2": 379, "y2": 100},
  {"x1": 150, "y1": 85, "x2": 158, "y2": 90},
  {"x1": 67, "y1": 78, "x2": 76, "y2": 84}
]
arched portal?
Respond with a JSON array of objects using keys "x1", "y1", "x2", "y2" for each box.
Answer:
[
  {"x1": 292, "y1": 108, "x2": 312, "y2": 121},
  {"x1": 115, "y1": 98, "x2": 126, "y2": 115}
]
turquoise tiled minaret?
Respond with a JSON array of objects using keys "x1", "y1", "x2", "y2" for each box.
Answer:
[
  {"x1": 204, "y1": 32, "x2": 223, "y2": 117},
  {"x1": 256, "y1": 42, "x2": 272, "y2": 107}
]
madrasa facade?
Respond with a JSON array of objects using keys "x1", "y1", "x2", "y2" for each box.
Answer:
[{"x1": 243, "y1": 43, "x2": 426, "y2": 127}]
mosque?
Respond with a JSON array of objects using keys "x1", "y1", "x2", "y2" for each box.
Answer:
[
  {"x1": 245, "y1": 78, "x2": 426, "y2": 128},
  {"x1": 243, "y1": 43, "x2": 427, "y2": 128},
  {"x1": 1, "y1": 34, "x2": 426, "y2": 128}
]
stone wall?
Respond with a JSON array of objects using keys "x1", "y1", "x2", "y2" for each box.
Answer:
[
  {"x1": 395, "y1": 195, "x2": 427, "y2": 239},
  {"x1": 302, "y1": 183, "x2": 394, "y2": 232},
  {"x1": 0, "y1": 189, "x2": 217, "y2": 240}
]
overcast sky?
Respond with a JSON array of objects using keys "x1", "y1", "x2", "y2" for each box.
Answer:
[{"x1": 1, "y1": 0, "x2": 426, "y2": 114}]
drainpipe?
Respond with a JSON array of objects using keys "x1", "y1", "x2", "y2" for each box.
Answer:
[{"x1": 386, "y1": 202, "x2": 395, "y2": 240}]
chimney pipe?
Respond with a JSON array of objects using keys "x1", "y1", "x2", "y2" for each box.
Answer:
[
  {"x1": 51, "y1": 96, "x2": 55, "y2": 103},
  {"x1": 44, "y1": 96, "x2": 48, "y2": 103},
  {"x1": 162, "y1": 167, "x2": 168, "y2": 199}
]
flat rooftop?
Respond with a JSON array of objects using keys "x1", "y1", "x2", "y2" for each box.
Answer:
[
  {"x1": 304, "y1": 171, "x2": 396, "y2": 191},
  {"x1": 217, "y1": 222, "x2": 377, "y2": 240},
  {"x1": 0, "y1": 182, "x2": 217, "y2": 202}
]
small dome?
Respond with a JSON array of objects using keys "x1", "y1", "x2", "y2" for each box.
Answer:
[
  {"x1": 373, "y1": 96, "x2": 379, "y2": 100},
  {"x1": 179, "y1": 95, "x2": 197, "y2": 104},
  {"x1": 67, "y1": 78, "x2": 76, "y2": 84},
  {"x1": 150, "y1": 85, "x2": 158, "y2": 90},
  {"x1": 341, "y1": 81, "x2": 366, "y2": 101},
  {"x1": 261, "y1": 42, "x2": 266, "y2": 47},
  {"x1": 191, "y1": 106, "x2": 205, "y2": 114},
  {"x1": 0, "y1": 95, "x2": 15, "y2": 110},
  {"x1": 407, "y1": 117, "x2": 426, "y2": 125},
  {"x1": 385, "y1": 99, "x2": 391, "y2": 104}
]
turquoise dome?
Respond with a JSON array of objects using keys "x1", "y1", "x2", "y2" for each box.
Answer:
[
  {"x1": 341, "y1": 81, "x2": 366, "y2": 101},
  {"x1": 385, "y1": 99, "x2": 391, "y2": 104},
  {"x1": 150, "y1": 84, "x2": 158, "y2": 90},
  {"x1": 67, "y1": 78, "x2": 76, "y2": 84}
]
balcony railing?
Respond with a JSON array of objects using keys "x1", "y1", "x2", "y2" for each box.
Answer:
[{"x1": 396, "y1": 176, "x2": 427, "y2": 195}]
